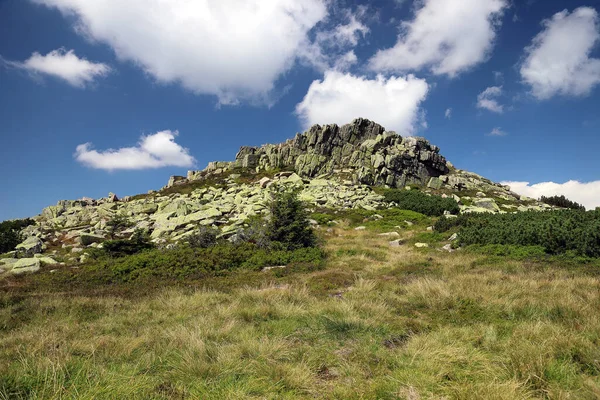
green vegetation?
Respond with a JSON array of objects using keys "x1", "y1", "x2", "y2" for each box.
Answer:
[
  {"x1": 312, "y1": 208, "x2": 428, "y2": 232},
  {"x1": 267, "y1": 190, "x2": 317, "y2": 250},
  {"x1": 186, "y1": 226, "x2": 219, "y2": 248},
  {"x1": 383, "y1": 189, "x2": 459, "y2": 216},
  {"x1": 5, "y1": 191, "x2": 600, "y2": 398},
  {"x1": 541, "y1": 194, "x2": 586, "y2": 210},
  {"x1": 100, "y1": 229, "x2": 155, "y2": 258},
  {"x1": 0, "y1": 218, "x2": 34, "y2": 253},
  {"x1": 3, "y1": 222, "x2": 600, "y2": 398},
  {"x1": 436, "y1": 209, "x2": 600, "y2": 257},
  {"x1": 106, "y1": 213, "x2": 134, "y2": 239},
  {"x1": 81, "y1": 243, "x2": 325, "y2": 284}
]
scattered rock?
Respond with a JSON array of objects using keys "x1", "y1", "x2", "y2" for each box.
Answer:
[
  {"x1": 389, "y1": 239, "x2": 403, "y2": 247},
  {"x1": 258, "y1": 177, "x2": 272, "y2": 188},
  {"x1": 15, "y1": 236, "x2": 44, "y2": 257},
  {"x1": 262, "y1": 265, "x2": 287, "y2": 272},
  {"x1": 79, "y1": 233, "x2": 105, "y2": 246},
  {"x1": 449, "y1": 233, "x2": 458, "y2": 241},
  {"x1": 379, "y1": 232, "x2": 400, "y2": 237},
  {"x1": 354, "y1": 226, "x2": 366, "y2": 231},
  {"x1": 404, "y1": 221, "x2": 414, "y2": 227},
  {"x1": 473, "y1": 198, "x2": 501, "y2": 213},
  {"x1": 414, "y1": 243, "x2": 429, "y2": 248},
  {"x1": 441, "y1": 244, "x2": 454, "y2": 252},
  {"x1": 11, "y1": 258, "x2": 41, "y2": 275}
]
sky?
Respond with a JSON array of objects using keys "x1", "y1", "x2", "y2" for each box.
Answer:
[{"x1": 1, "y1": 0, "x2": 600, "y2": 220}]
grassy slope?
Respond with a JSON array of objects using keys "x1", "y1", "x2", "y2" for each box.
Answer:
[{"x1": 2, "y1": 221, "x2": 600, "y2": 399}]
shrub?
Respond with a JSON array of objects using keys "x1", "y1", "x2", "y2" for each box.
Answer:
[
  {"x1": 0, "y1": 218, "x2": 35, "y2": 253},
  {"x1": 106, "y1": 214, "x2": 133, "y2": 239},
  {"x1": 232, "y1": 217, "x2": 272, "y2": 248},
  {"x1": 434, "y1": 215, "x2": 469, "y2": 232},
  {"x1": 85, "y1": 243, "x2": 325, "y2": 283},
  {"x1": 187, "y1": 226, "x2": 219, "y2": 248},
  {"x1": 540, "y1": 195, "x2": 585, "y2": 210},
  {"x1": 383, "y1": 189, "x2": 459, "y2": 216},
  {"x1": 102, "y1": 229, "x2": 155, "y2": 258},
  {"x1": 266, "y1": 190, "x2": 317, "y2": 250},
  {"x1": 436, "y1": 209, "x2": 600, "y2": 257}
]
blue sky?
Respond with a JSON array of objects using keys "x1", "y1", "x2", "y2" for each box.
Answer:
[{"x1": 1, "y1": 0, "x2": 600, "y2": 220}]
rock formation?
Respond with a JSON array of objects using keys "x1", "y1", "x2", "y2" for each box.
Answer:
[
  {"x1": 187, "y1": 118, "x2": 449, "y2": 189},
  {"x1": 0, "y1": 118, "x2": 553, "y2": 274}
]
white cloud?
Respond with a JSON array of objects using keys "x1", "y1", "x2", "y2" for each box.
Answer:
[
  {"x1": 9, "y1": 48, "x2": 110, "y2": 87},
  {"x1": 445, "y1": 108, "x2": 452, "y2": 119},
  {"x1": 295, "y1": 70, "x2": 429, "y2": 134},
  {"x1": 477, "y1": 86, "x2": 504, "y2": 113},
  {"x1": 369, "y1": 0, "x2": 507, "y2": 77},
  {"x1": 315, "y1": 12, "x2": 369, "y2": 48},
  {"x1": 520, "y1": 7, "x2": 600, "y2": 100},
  {"x1": 75, "y1": 131, "x2": 196, "y2": 171},
  {"x1": 33, "y1": 0, "x2": 328, "y2": 105},
  {"x1": 502, "y1": 180, "x2": 600, "y2": 210},
  {"x1": 487, "y1": 127, "x2": 507, "y2": 136},
  {"x1": 298, "y1": 9, "x2": 369, "y2": 73}
]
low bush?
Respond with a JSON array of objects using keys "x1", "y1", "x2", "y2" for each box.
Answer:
[
  {"x1": 187, "y1": 226, "x2": 219, "y2": 248},
  {"x1": 464, "y1": 244, "x2": 548, "y2": 259},
  {"x1": 101, "y1": 229, "x2": 155, "y2": 258},
  {"x1": 540, "y1": 195, "x2": 585, "y2": 210},
  {"x1": 436, "y1": 209, "x2": 600, "y2": 257},
  {"x1": 383, "y1": 189, "x2": 459, "y2": 216},
  {"x1": 0, "y1": 218, "x2": 35, "y2": 253},
  {"x1": 85, "y1": 243, "x2": 325, "y2": 283}
]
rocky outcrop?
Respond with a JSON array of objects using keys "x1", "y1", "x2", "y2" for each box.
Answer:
[
  {"x1": 188, "y1": 118, "x2": 449, "y2": 188},
  {"x1": 1, "y1": 118, "x2": 554, "y2": 272}
]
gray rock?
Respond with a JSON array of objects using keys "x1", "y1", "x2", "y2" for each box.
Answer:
[
  {"x1": 379, "y1": 232, "x2": 400, "y2": 237},
  {"x1": 15, "y1": 236, "x2": 43, "y2": 257},
  {"x1": 473, "y1": 198, "x2": 500, "y2": 213},
  {"x1": 258, "y1": 177, "x2": 272, "y2": 188},
  {"x1": 11, "y1": 258, "x2": 41, "y2": 274},
  {"x1": 79, "y1": 233, "x2": 105, "y2": 246}
]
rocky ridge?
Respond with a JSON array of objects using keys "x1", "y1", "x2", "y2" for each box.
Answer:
[{"x1": 0, "y1": 119, "x2": 551, "y2": 275}]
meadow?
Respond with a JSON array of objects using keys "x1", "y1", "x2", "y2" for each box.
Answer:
[{"x1": 2, "y1": 214, "x2": 600, "y2": 399}]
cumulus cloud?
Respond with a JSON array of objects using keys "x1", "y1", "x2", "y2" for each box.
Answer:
[
  {"x1": 520, "y1": 7, "x2": 600, "y2": 100},
  {"x1": 33, "y1": 0, "x2": 328, "y2": 105},
  {"x1": 477, "y1": 86, "x2": 504, "y2": 113},
  {"x1": 295, "y1": 70, "x2": 429, "y2": 134},
  {"x1": 502, "y1": 180, "x2": 600, "y2": 210},
  {"x1": 6, "y1": 48, "x2": 110, "y2": 87},
  {"x1": 369, "y1": 0, "x2": 507, "y2": 77},
  {"x1": 75, "y1": 131, "x2": 196, "y2": 171},
  {"x1": 445, "y1": 108, "x2": 452, "y2": 119},
  {"x1": 487, "y1": 127, "x2": 507, "y2": 136}
]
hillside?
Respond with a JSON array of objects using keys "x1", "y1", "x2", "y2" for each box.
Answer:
[
  {"x1": 2, "y1": 119, "x2": 600, "y2": 398},
  {"x1": 1, "y1": 119, "x2": 551, "y2": 275}
]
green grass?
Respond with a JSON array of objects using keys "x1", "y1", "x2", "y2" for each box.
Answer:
[{"x1": 2, "y1": 222, "x2": 600, "y2": 398}]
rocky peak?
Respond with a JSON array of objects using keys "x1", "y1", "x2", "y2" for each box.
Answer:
[{"x1": 188, "y1": 118, "x2": 449, "y2": 188}]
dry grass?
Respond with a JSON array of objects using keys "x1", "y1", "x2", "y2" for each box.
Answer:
[{"x1": 2, "y1": 226, "x2": 600, "y2": 398}]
